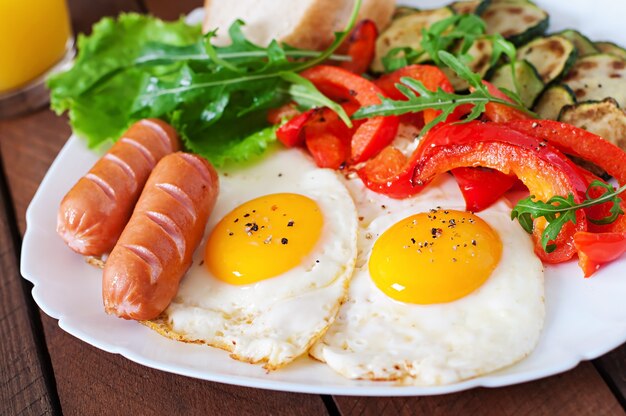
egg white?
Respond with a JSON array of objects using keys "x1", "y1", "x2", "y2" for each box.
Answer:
[
  {"x1": 310, "y1": 174, "x2": 545, "y2": 385},
  {"x1": 147, "y1": 147, "x2": 358, "y2": 370}
]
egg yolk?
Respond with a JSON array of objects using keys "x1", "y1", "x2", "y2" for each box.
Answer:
[
  {"x1": 205, "y1": 193, "x2": 323, "y2": 284},
  {"x1": 369, "y1": 210, "x2": 502, "y2": 304}
]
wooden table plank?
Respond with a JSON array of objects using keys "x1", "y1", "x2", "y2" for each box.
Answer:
[
  {"x1": 596, "y1": 347, "x2": 626, "y2": 409},
  {"x1": 67, "y1": 0, "x2": 145, "y2": 35},
  {"x1": 333, "y1": 362, "x2": 625, "y2": 416},
  {"x1": 142, "y1": 0, "x2": 203, "y2": 21},
  {"x1": 0, "y1": 153, "x2": 59, "y2": 415},
  {"x1": 38, "y1": 313, "x2": 327, "y2": 416},
  {"x1": 1, "y1": 0, "x2": 625, "y2": 414}
]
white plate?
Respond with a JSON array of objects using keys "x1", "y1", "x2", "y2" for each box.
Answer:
[{"x1": 21, "y1": 0, "x2": 626, "y2": 396}]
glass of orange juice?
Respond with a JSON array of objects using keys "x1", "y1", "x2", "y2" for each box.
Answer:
[{"x1": 0, "y1": 0, "x2": 74, "y2": 118}]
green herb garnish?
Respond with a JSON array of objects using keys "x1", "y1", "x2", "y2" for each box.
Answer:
[
  {"x1": 353, "y1": 51, "x2": 532, "y2": 135},
  {"x1": 48, "y1": 1, "x2": 361, "y2": 166},
  {"x1": 511, "y1": 181, "x2": 626, "y2": 253},
  {"x1": 383, "y1": 14, "x2": 514, "y2": 69},
  {"x1": 382, "y1": 13, "x2": 523, "y2": 100}
]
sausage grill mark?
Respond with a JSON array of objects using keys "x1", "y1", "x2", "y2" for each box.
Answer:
[
  {"x1": 85, "y1": 173, "x2": 116, "y2": 201},
  {"x1": 141, "y1": 118, "x2": 175, "y2": 152},
  {"x1": 120, "y1": 137, "x2": 157, "y2": 168},
  {"x1": 155, "y1": 182, "x2": 198, "y2": 222},
  {"x1": 179, "y1": 152, "x2": 212, "y2": 183},
  {"x1": 145, "y1": 210, "x2": 186, "y2": 261},
  {"x1": 123, "y1": 244, "x2": 164, "y2": 285},
  {"x1": 104, "y1": 153, "x2": 137, "y2": 184}
]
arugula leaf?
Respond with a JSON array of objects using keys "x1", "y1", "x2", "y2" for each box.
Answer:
[
  {"x1": 511, "y1": 181, "x2": 626, "y2": 252},
  {"x1": 420, "y1": 14, "x2": 486, "y2": 67},
  {"x1": 353, "y1": 51, "x2": 532, "y2": 135}
]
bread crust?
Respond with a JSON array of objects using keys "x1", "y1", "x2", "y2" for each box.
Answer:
[
  {"x1": 287, "y1": 0, "x2": 354, "y2": 50},
  {"x1": 203, "y1": 0, "x2": 395, "y2": 50}
]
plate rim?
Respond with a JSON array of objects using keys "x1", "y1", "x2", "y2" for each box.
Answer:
[{"x1": 20, "y1": 0, "x2": 626, "y2": 395}]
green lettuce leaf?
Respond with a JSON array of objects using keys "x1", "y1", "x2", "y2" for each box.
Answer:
[{"x1": 48, "y1": 14, "x2": 201, "y2": 148}]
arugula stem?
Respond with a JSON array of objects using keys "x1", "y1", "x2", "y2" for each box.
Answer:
[
  {"x1": 516, "y1": 183, "x2": 626, "y2": 214},
  {"x1": 135, "y1": 51, "x2": 352, "y2": 65},
  {"x1": 140, "y1": 73, "x2": 278, "y2": 99},
  {"x1": 353, "y1": 95, "x2": 520, "y2": 119},
  {"x1": 290, "y1": 0, "x2": 362, "y2": 72}
]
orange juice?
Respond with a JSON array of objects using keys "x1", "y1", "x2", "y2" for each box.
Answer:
[{"x1": 0, "y1": 0, "x2": 71, "y2": 93}]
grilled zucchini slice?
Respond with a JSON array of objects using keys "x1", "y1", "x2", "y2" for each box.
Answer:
[
  {"x1": 450, "y1": 0, "x2": 491, "y2": 15},
  {"x1": 392, "y1": 6, "x2": 421, "y2": 20},
  {"x1": 556, "y1": 30, "x2": 599, "y2": 57},
  {"x1": 563, "y1": 54, "x2": 626, "y2": 107},
  {"x1": 517, "y1": 35, "x2": 577, "y2": 84},
  {"x1": 489, "y1": 59, "x2": 544, "y2": 107},
  {"x1": 559, "y1": 98, "x2": 626, "y2": 151},
  {"x1": 595, "y1": 41, "x2": 626, "y2": 60},
  {"x1": 443, "y1": 37, "x2": 494, "y2": 91},
  {"x1": 372, "y1": 7, "x2": 455, "y2": 72},
  {"x1": 481, "y1": 1, "x2": 548, "y2": 46},
  {"x1": 533, "y1": 84, "x2": 576, "y2": 120}
]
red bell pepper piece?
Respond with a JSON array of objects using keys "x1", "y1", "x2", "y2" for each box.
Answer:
[
  {"x1": 275, "y1": 109, "x2": 314, "y2": 147},
  {"x1": 303, "y1": 108, "x2": 352, "y2": 169},
  {"x1": 573, "y1": 166, "x2": 626, "y2": 234},
  {"x1": 412, "y1": 121, "x2": 588, "y2": 263},
  {"x1": 305, "y1": 131, "x2": 350, "y2": 169},
  {"x1": 452, "y1": 167, "x2": 518, "y2": 212},
  {"x1": 572, "y1": 166, "x2": 626, "y2": 277},
  {"x1": 574, "y1": 231, "x2": 626, "y2": 277},
  {"x1": 301, "y1": 65, "x2": 399, "y2": 164},
  {"x1": 375, "y1": 64, "x2": 459, "y2": 125},
  {"x1": 503, "y1": 119, "x2": 626, "y2": 186},
  {"x1": 481, "y1": 81, "x2": 533, "y2": 123},
  {"x1": 357, "y1": 146, "x2": 426, "y2": 198},
  {"x1": 452, "y1": 82, "x2": 524, "y2": 211},
  {"x1": 267, "y1": 102, "x2": 300, "y2": 125},
  {"x1": 339, "y1": 20, "x2": 378, "y2": 74}
]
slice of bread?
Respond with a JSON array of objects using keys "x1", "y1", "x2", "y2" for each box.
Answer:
[{"x1": 203, "y1": 0, "x2": 395, "y2": 50}]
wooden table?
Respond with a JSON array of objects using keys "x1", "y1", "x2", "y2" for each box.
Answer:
[{"x1": 1, "y1": 1, "x2": 625, "y2": 414}]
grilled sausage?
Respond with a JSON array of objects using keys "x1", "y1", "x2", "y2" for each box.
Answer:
[
  {"x1": 57, "y1": 119, "x2": 179, "y2": 256},
  {"x1": 103, "y1": 152, "x2": 219, "y2": 320}
]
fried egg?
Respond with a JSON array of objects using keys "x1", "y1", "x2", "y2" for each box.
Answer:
[
  {"x1": 146, "y1": 147, "x2": 358, "y2": 370},
  {"x1": 311, "y1": 174, "x2": 545, "y2": 385}
]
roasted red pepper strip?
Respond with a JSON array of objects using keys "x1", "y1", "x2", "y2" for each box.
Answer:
[
  {"x1": 503, "y1": 119, "x2": 626, "y2": 186},
  {"x1": 573, "y1": 166, "x2": 626, "y2": 233},
  {"x1": 574, "y1": 231, "x2": 626, "y2": 277},
  {"x1": 339, "y1": 20, "x2": 378, "y2": 74},
  {"x1": 481, "y1": 81, "x2": 533, "y2": 123},
  {"x1": 358, "y1": 146, "x2": 425, "y2": 198},
  {"x1": 413, "y1": 121, "x2": 588, "y2": 263},
  {"x1": 267, "y1": 102, "x2": 300, "y2": 125},
  {"x1": 275, "y1": 109, "x2": 314, "y2": 147},
  {"x1": 303, "y1": 108, "x2": 352, "y2": 169},
  {"x1": 451, "y1": 81, "x2": 523, "y2": 210},
  {"x1": 573, "y1": 170, "x2": 626, "y2": 276},
  {"x1": 301, "y1": 65, "x2": 399, "y2": 164},
  {"x1": 375, "y1": 64, "x2": 457, "y2": 125},
  {"x1": 452, "y1": 167, "x2": 518, "y2": 212}
]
